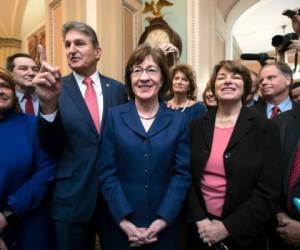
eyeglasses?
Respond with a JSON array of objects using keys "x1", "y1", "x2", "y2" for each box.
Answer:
[{"x1": 131, "y1": 66, "x2": 160, "y2": 78}]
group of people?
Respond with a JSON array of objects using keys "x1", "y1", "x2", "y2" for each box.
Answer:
[{"x1": 0, "y1": 13, "x2": 300, "y2": 250}]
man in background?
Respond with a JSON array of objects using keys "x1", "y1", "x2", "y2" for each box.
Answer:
[
  {"x1": 245, "y1": 70, "x2": 260, "y2": 107},
  {"x1": 251, "y1": 62, "x2": 294, "y2": 119},
  {"x1": 6, "y1": 53, "x2": 39, "y2": 115},
  {"x1": 290, "y1": 80, "x2": 300, "y2": 103}
]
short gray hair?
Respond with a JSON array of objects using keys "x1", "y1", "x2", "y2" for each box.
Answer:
[{"x1": 62, "y1": 21, "x2": 99, "y2": 48}]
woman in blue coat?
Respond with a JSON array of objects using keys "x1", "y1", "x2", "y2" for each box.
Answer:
[
  {"x1": 99, "y1": 44, "x2": 191, "y2": 250},
  {"x1": 0, "y1": 68, "x2": 55, "y2": 250},
  {"x1": 166, "y1": 64, "x2": 206, "y2": 123}
]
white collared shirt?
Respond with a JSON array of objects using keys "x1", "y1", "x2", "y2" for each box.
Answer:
[
  {"x1": 42, "y1": 71, "x2": 104, "y2": 124},
  {"x1": 16, "y1": 90, "x2": 39, "y2": 116},
  {"x1": 266, "y1": 96, "x2": 293, "y2": 119}
]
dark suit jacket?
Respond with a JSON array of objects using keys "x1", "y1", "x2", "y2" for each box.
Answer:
[
  {"x1": 38, "y1": 73, "x2": 127, "y2": 223},
  {"x1": 187, "y1": 107, "x2": 281, "y2": 248},
  {"x1": 99, "y1": 101, "x2": 191, "y2": 250},
  {"x1": 250, "y1": 98, "x2": 297, "y2": 118},
  {"x1": 274, "y1": 103, "x2": 300, "y2": 220}
]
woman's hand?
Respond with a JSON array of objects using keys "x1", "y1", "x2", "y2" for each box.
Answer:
[
  {"x1": 143, "y1": 219, "x2": 167, "y2": 242},
  {"x1": 119, "y1": 219, "x2": 160, "y2": 247},
  {"x1": 119, "y1": 219, "x2": 145, "y2": 243},
  {"x1": 196, "y1": 218, "x2": 212, "y2": 246},
  {"x1": 203, "y1": 220, "x2": 229, "y2": 243}
]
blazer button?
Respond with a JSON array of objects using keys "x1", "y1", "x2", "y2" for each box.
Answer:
[
  {"x1": 224, "y1": 152, "x2": 231, "y2": 159},
  {"x1": 144, "y1": 185, "x2": 148, "y2": 189},
  {"x1": 144, "y1": 153, "x2": 148, "y2": 158},
  {"x1": 144, "y1": 139, "x2": 149, "y2": 144}
]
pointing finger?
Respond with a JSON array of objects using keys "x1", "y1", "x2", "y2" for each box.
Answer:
[{"x1": 38, "y1": 44, "x2": 47, "y2": 63}]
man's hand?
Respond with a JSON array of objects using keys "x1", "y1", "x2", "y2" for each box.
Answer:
[
  {"x1": 159, "y1": 43, "x2": 180, "y2": 63},
  {"x1": 288, "y1": 39, "x2": 300, "y2": 51},
  {"x1": 276, "y1": 212, "x2": 300, "y2": 246},
  {"x1": 32, "y1": 45, "x2": 61, "y2": 114},
  {"x1": 291, "y1": 14, "x2": 300, "y2": 35}
]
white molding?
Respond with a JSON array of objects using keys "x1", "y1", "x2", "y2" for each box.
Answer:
[
  {"x1": 225, "y1": 0, "x2": 259, "y2": 59},
  {"x1": 48, "y1": 0, "x2": 61, "y2": 64},
  {"x1": 187, "y1": 0, "x2": 200, "y2": 85}
]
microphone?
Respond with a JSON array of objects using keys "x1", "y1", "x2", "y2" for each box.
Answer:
[{"x1": 240, "y1": 53, "x2": 275, "y2": 61}]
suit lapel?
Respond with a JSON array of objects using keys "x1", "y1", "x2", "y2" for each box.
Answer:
[
  {"x1": 100, "y1": 74, "x2": 111, "y2": 136},
  {"x1": 226, "y1": 107, "x2": 254, "y2": 150},
  {"x1": 121, "y1": 101, "x2": 148, "y2": 138},
  {"x1": 201, "y1": 110, "x2": 216, "y2": 150},
  {"x1": 147, "y1": 104, "x2": 172, "y2": 138},
  {"x1": 63, "y1": 74, "x2": 98, "y2": 135},
  {"x1": 121, "y1": 102, "x2": 172, "y2": 138}
]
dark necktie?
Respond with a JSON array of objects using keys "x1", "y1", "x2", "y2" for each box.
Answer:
[
  {"x1": 287, "y1": 144, "x2": 300, "y2": 211},
  {"x1": 270, "y1": 106, "x2": 280, "y2": 119},
  {"x1": 25, "y1": 95, "x2": 34, "y2": 115},
  {"x1": 83, "y1": 77, "x2": 100, "y2": 133}
]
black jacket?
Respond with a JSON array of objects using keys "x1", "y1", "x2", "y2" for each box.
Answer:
[{"x1": 187, "y1": 107, "x2": 281, "y2": 248}]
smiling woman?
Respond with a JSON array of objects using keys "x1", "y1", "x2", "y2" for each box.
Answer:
[
  {"x1": 0, "y1": 67, "x2": 55, "y2": 249},
  {"x1": 187, "y1": 60, "x2": 281, "y2": 250},
  {"x1": 167, "y1": 64, "x2": 206, "y2": 123},
  {"x1": 98, "y1": 44, "x2": 191, "y2": 250},
  {"x1": 0, "y1": 69, "x2": 19, "y2": 120}
]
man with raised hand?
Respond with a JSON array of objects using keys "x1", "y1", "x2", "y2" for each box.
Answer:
[{"x1": 33, "y1": 21, "x2": 127, "y2": 250}]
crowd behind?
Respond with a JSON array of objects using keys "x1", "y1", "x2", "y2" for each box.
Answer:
[{"x1": 0, "y1": 8, "x2": 300, "y2": 250}]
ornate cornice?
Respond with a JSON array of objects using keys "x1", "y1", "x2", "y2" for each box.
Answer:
[{"x1": 0, "y1": 37, "x2": 21, "y2": 47}]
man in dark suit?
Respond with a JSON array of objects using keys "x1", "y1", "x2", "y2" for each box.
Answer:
[
  {"x1": 269, "y1": 105, "x2": 300, "y2": 250},
  {"x1": 6, "y1": 53, "x2": 40, "y2": 115},
  {"x1": 32, "y1": 21, "x2": 127, "y2": 250},
  {"x1": 251, "y1": 62, "x2": 294, "y2": 119}
]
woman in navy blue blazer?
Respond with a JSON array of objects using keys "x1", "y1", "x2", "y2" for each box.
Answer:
[
  {"x1": 0, "y1": 68, "x2": 55, "y2": 250},
  {"x1": 99, "y1": 44, "x2": 191, "y2": 250}
]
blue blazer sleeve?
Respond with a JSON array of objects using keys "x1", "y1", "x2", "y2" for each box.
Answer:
[
  {"x1": 156, "y1": 114, "x2": 191, "y2": 224},
  {"x1": 99, "y1": 110, "x2": 133, "y2": 223},
  {"x1": 7, "y1": 117, "x2": 56, "y2": 216}
]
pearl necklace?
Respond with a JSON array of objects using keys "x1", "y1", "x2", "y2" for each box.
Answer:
[{"x1": 171, "y1": 99, "x2": 189, "y2": 112}]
